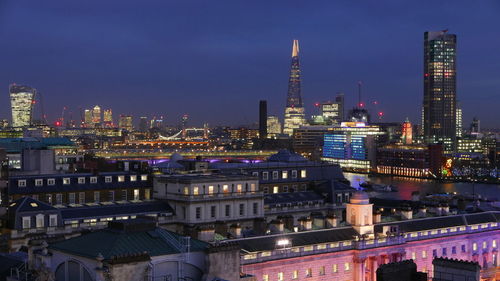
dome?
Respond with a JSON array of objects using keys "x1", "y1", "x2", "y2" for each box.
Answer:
[
  {"x1": 351, "y1": 191, "x2": 369, "y2": 201},
  {"x1": 170, "y1": 153, "x2": 184, "y2": 162},
  {"x1": 268, "y1": 150, "x2": 307, "y2": 163}
]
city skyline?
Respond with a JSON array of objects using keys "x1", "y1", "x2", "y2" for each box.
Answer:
[{"x1": 0, "y1": 1, "x2": 500, "y2": 128}]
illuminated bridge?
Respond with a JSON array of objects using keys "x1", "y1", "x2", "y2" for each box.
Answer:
[{"x1": 86, "y1": 149, "x2": 278, "y2": 161}]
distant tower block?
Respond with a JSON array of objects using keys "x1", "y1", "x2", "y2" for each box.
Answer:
[
  {"x1": 283, "y1": 40, "x2": 306, "y2": 136},
  {"x1": 402, "y1": 118, "x2": 413, "y2": 144},
  {"x1": 259, "y1": 100, "x2": 268, "y2": 139}
]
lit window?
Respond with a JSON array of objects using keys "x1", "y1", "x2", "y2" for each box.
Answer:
[
  {"x1": 141, "y1": 175, "x2": 147, "y2": 181},
  {"x1": 63, "y1": 178, "x2": 70, "y2": 185},
  {"x1": 208, "y1": 185, "x2": 214, "y2": 194},
  {"x1": 18, "y1": 180, "x2": 26, "y2": 187},
  {"x1": 493, "y1": 240, "x2": 497, "y2": 248},
  {"x1": 412, "y1": 252, "x2": 416, "y2": 260},
  {"x1": 144, "y1": 189, "x2": 150, "y2": 200},
  {"x1": 130, "y1": 175, "x2": 137, "y2": 182},
  {"x1": 105, "y1": 176, "x2": 112, "y2": 183},
  {"x1": 90, "y1": 177, "x2": 98, "y2": 184},
  {"x1": 36, "y1": 214, "x2": 44, "y2": 228},
  {"x1": 332, "y1": 264, "x2": 338, "y2": 273},
  {"x1": 305, "y1": 268, "x2": 312, "y2": 277},
  {"x1": 47, "y1": 179, "x2": 55, "y2": 185},
  {"x1": 344, "y1": 262, "x2": 350, "y2": 271},
  {"x1": 78, "y1": 177, "x2": 85, "y2": 184},
  {"x1": 237, "y1": 184, "x2": 243, "y2": 193},
  {"x1": 301, "y1": 170, "x2": 307, "y2": 178},
  {"x1": 277, "y1": 272, "x2": 283, "y2": 281},
  {"x1": 193, "y1": 186, "x2": 199, "y2": 195},
  {"x1": 263, "y1": 274, "x2": 269, "y2": 281},
  {"x1": 483, "y1": 241, "x2": 488, "y2": 249},
  {"x1": 292, "y1": 270, "x2": 298, "y2": 279},
  {"x1": 273, "y1": 186, "x2": 279, "y2": 194},
  {"x1": 282, "y1": 171, "x2": 288, "y2": 179},
  {"x1": 118, "y1": 176, "x2": 125, "y2": 182},
  {"x1": 183, "y1": 187, "x2": 189, "y2": 195},
  {"x1": 35, "y1": 179, "x2": 43, "y2": 186},
  {"x1": 223, "y1": 185, "x2": 229, "y2": 193},
  {"x1": 133, "y1": 189, "x2": 139, "y2": 200},
  {"x1": 319, "y1": 266, "x2": 325, "y2": 275},
  {"x1": 250, "y1": 183, "x2": 256, "y2": 192},
  {"x1": 473, "y1": 243, "x2": 478, "y2": 251}
]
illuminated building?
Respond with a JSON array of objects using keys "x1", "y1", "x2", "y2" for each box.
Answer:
[
  {"x1": 423, "y1": 30, "x2": 457, "y2": 151},
  {"x1": 118, "y1": 115, "x2": 133, "y2": 132},
  {"x1": 320, "y1": 93, "x2": 344, "y2": 125},
  {"x1": 456, "y1": 102, "x2": 462, "y2": 138},
  {"x1": 457, "y1": 138, "x2": 483, "y2": 154},
  {"x1": 266, "y1": 116, "x2": 282, "y2": 138},
  {"x1": 84, "y1": 109, "x2": 93, "y2": 127},
  {"x1": 92, "y1": 105, "x2": 101, "y2": 125},
  {"x1": 9, "y1": 84, "x2": 36, "y2": 128},
  {"x1": 103, "y1": 109, "x2": 113, "y2": 127},
  {"x1": 321, "y1": 122, "x2": 384, "y2": 172},
  {"x1": 293, "y1": 126, "x2": 331, "y2": 158},
  {"x1": 402, "y1": 118, "x2": 413, "y2": 145},
  {"x1": 283, "y1": 40, "x2": 306, "y2": 136},
  {"x1": 236, "y1": 192, "x2": 500, "y2": 281},
  {"x1": 376, "y1": 144, "x2": 443, "y2": 178}
]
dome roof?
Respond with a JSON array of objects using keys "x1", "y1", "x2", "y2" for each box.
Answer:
[
  {"x1": 170, "y1": 153, "x2": 184, "y2": 162},
  {"x1": 351, "y1": 191, "x2": 369, "y2": 201},
  {"x1": 268, "y1": 150, "x2": 307, "y2": 163}
]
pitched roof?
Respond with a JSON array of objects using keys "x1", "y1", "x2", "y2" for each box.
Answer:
[
  {"x1": 9, "y1": 197, "x2": 56, "y2": 213},
  {"x1": 49, "y1": 222, "x2": 208, "y2": 260}
]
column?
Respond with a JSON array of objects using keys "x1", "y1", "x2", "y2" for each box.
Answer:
[
  {"x1": 370, "y1": 256, "x2": 378, "y2": 281},
  {"x1": 354, "y1": 257, "x2": 366, "y2": 281}
]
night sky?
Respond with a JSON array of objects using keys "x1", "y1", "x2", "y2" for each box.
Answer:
[{"x1": 0, "y1": 1, "x2": 499, "y2": 128}]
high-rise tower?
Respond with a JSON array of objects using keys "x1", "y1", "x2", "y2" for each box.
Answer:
[
  {"x1": 283, "y1": 40, "x2": 306, "y2": 136},
  {"x1": 423, "y1": 30, "x2": 457, "y2": 151},
  {"x1": 9, "y1": 84, "x2": 36, "y2": 128}
]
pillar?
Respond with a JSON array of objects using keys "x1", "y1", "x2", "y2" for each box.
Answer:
[
  {"x1": 370, "y1": 256, "x2": 378, "y2": 281},
  {"x1": 354, "y1": 257, "x2": 366, "y2": 281}
]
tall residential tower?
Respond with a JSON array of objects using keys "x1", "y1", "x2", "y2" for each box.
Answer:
[
  {"x1": 283, "y1": 40, "x2": 306, "y2": 136},
  {"x1": 423, "y1": 30, "x2": 457, "y2": 151},
  {"x1": 9, "y1": 84, "x2": 36, "y2": 128}
]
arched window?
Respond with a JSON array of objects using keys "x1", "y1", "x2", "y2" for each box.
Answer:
[{"x1": 55, "y1": 260, "x2": 93, "y2": 281}]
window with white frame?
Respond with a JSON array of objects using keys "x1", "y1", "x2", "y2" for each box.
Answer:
[
  {"x1": 56, "y1": 194, "x2": 63, "y2": 205},
  {"x1": 262, "y1": 172, "x2": 269, "y2": 180},
  {"x1": 144, "y1": 189, "x2": 150, "y2": 200},
  {"x1": 78, "y1": 177, "x2": 85, "y2": 184},
  {"x1": 69, "y1": 193, "x2": 76, "y2": 204},
  {"x1": 282, "y1": 171, "x2": 288, "y2": 179},
  {"x1": 252, "y1": 172, "x2": 258, "y2": 177},
  {"x1": 18, "y1": 180, "x2": 26, "y2": 187},
  {"x1": 49, "y1": 214, "x2": 58, "y2": 227},
  {"x1": 272, "y1": 171, "x2": 279, "y2": 179},
  {"x1": 35, "y1": 179, "x2": 43, "y2": 186},
  {"x1": 36, "y1": 214, "x2": 45, "y2": 228},
  {"x1": 133, "y1": 189, "x2": 139, "y2": 200},
  {"x1": 300, "y1": 169, "x2": 307, "y2": 178},
  {"x1": 90, "y1": 177, "x2": 98, "y2": 184},
  {"x1": 105, "y1": 176, "x2": 112, "y2": 183},
  {"x1": 63, "y1": 178, "x2": 70, "y2": 185},
  {"x1": 79, "y1": 192, "x2": 85, "y2": 204},
  {"x1": 94, "y1": 191, "x2": 100, "y2": 203},
  {"x1": 22, "y1": 216, "x2": 31, "y2": 229},
  {"x1": 47, "y1": 178, "x2": 55, "y2": 186},
  {"x1": 291, "y1": 170, "x2": 297, "y2": 178},
  {"x1": 118, "y1": 175, "x2": 125, "y2": 182}
]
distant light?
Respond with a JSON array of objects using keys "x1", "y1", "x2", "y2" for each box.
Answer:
[
  {"x1": 373, "y1": 101, "x2": 378, "y2": 105},
  {"x1": 424, "y1": 73, "x2": 429, "y2": 77},
  {"x1": 314, "y1": 102, "x2": 320, "y2": 107},
  {"x1": 378, "y1": 112, "x2": 384, "y2": 116},
  {"x1": 359, "y1": 103, "x2": 364, "y2": 107},
  {"x1": 277, "y1": 239, "x2": 290, "y2": 246}
]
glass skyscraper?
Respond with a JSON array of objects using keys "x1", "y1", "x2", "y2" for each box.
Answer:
[
  {"x1": 283, "y1": 40, "x2": 306, "y2": 136},
  {"x1": 423, "y1": 30, "x2": 457, "y2": 150},
  {"x1": 9, "y1": 84, "x2": 36, "y2": 128}
]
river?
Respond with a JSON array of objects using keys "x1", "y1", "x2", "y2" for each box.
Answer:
[{"x1": 343, "y1": 172, "x2": 500, "y2": 201}]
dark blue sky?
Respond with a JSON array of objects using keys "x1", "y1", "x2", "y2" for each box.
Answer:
[{"x1": 1, "y1": 1, "x2": 499, "y2": 127}]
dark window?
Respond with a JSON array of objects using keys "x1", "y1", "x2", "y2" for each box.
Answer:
[
  {"x1": 442, "y1": 248, "x2": 447, "y2": 256},
  {"x1": 433, "y1": 249, "x2": 437, "y2": 257},
  {"x1": 225, "y1": 205, "x2": 230, "y2": 217},
  {"x1": 195, "y1": 207, "x2": 201, "y2": 219},
  {"x1": 239, "y1": 204, "x2": 244, "y2": 216},
  {"x1": 211, "y1": 206, "x2": 216, "y2": 218},
  {"x1": 452, "y1": 246, "x2": 456, "y2": 254},
  {"x1": 461, "y1": 245, "x2": 466, "y2": 252},
  {"x1": 253, "y1": 203, "x2": 258, "y2": 215}
]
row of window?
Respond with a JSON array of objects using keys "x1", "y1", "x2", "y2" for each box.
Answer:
[
  {"x1": 22, "y1": 214, "x2": 58, "y2": 229},
  {"x1": 262, "y1": 184, "x2": 307, "y2": 194},
  {"x1": 194, "y1": 202, "x2": 259, "y2": 219},
  {"x1": 254, "y1": 170, "x2": 307, "y2": 181},
  {"x1": 18, "y1": 174, "x2": 148, "y2": 187},
  {"x1": 409, "y1": 240, "x2": 498, "y2": 260},
  {"x1": 182, "y1": 183, "x2": 256, "y2": 195},
  {"x1": 30, "y1": 189, "x2": 150, "y2": 205},
  {"x1": 262, "y1": 263, "x2": 350, "y2": 281}
]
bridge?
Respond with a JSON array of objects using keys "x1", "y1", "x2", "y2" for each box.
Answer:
[
  {"x1": 87, "y1": 149, "x2": 278, "y2": 160},
  {"x1": 159, "y1": 127, "x2": 208, "y2": 140}
]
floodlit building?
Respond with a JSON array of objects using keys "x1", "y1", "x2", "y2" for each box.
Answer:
[
  {"x1": 9, "y1": 84, "x2": 36, "y2": 128},
  {"x1": 402, "y1": 118, "x2": 413, "y2": 145},
  {"x1": 267, "y1": 116, "x2": 282, "y2": 138}
]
